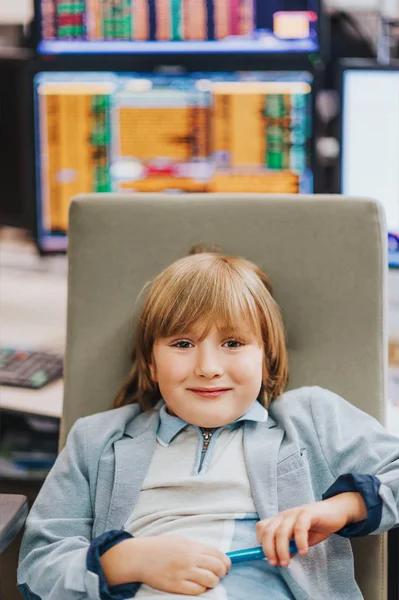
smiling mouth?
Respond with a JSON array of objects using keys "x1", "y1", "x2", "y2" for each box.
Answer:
[{"x1": 188, "y1": 388, "x2": 232, "y2": 397}]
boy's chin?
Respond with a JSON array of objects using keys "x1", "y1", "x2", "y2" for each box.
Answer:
[
  {"x1": 192, "y1": 417, "x2": 231, "y2": 428},
  {"x1": 165, "y1": 398, "x2": 255, "y2": 428},
  {"x1": 182, "y1": 408, "x2": 241, "y2": 429}
]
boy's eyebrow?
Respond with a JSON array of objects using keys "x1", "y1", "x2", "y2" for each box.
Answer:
[
  {"x1": 161, "y1": 332, "x2": 197, "y2": 340},
  {"x1": 161, "y1": 322, "x2": 258, "y2": 340},
  {"x1": 217, "y1": 326, "x2": 255, "y2": 337},
  {"x1": 169, "y1": 329, "x2": 256, "y2": 340}
]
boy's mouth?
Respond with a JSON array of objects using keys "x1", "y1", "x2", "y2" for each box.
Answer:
[{"x1": 187, "y1": 388, "x2": 232, "y2": 398}]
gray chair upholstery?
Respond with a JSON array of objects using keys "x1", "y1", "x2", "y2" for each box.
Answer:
[
  {"x1": 63, "y1": 193, "x2": 388, "y2": 600},
  {"x1": 0, "y1": 495, "x2": 28, "y2": 553}
]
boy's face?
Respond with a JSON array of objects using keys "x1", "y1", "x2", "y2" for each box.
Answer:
[{"x1": 150, "y1": 324, "x2": 264, "y2": 427}]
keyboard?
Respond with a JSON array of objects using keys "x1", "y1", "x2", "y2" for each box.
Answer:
[{"x1": 0, "y1": 349, "x2": 63, "y2": 389}]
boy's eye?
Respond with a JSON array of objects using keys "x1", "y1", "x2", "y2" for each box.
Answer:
[
  {"x1": 171, "y1": 340, "x2": 243, "y2": 349},
  {"x1": 172, "y1": 341, "x2": 193, "y2": 349},
  {"x1": 223, "y1": 340, "x2": 243, "y2": 348}
]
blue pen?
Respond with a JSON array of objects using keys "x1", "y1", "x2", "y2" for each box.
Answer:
[{"x1": 227, "y1": 540, "x2": 298, "y2": 564}]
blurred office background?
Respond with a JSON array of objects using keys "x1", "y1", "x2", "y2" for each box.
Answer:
[{"x1": 0, "y1": 1, "x2": 399, "y2": 598}]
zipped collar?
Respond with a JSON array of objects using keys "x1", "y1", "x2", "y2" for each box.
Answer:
[{"x1": 157, "y1": 399, "x2": 268, "y2": 447}]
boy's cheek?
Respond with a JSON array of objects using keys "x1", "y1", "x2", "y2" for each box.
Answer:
[
  {"x1": 158, "y1": 364, "x2": 190, "y2": 384},
  {"x1": 231, "y1": 360, "x2": 263, "y2": 385}
]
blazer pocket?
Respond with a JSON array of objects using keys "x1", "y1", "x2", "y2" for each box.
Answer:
[
  {"x1": 277, "y1": 448, "x2": 308, "y2": 477},
  {"x1": 277, "y1": 448, "x2": 315, "y2": 509}
]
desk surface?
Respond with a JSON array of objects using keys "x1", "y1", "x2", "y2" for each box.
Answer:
[
  {"x1": 0, "y1": 380, "x2": 63, "y2": 419},
  {"x1": 1, "y1": 240, "x2": 399, "y2": 435},
  {"x1": 0, "y1": 245, "x2": 67, "y2": 419}
]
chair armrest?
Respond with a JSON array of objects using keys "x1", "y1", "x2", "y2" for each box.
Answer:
[
  {"x1": 0, "y1": 494, "x2": 28, "y2": 553},
  {"x1": 388, "y1": 527, "x2": 399, "y2": 600}
]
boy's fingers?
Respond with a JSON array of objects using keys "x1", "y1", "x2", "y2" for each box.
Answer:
[
  {"x1": 208, "y1": 548, "x2": 231, "y2": 572},
  {"x1": 275, "y1": 517, "x2": 296, "y2": 566},
  {"x1": 256, "y1": 518, "x2": 272, "y2": 543},
  {"x1": 225, "y1": 556, "x2": 232, "y2": 572},
  {"x1": 294, "y1": 511, "x2": 311, "y2": 555},
  {"x1": 180, "y1": 580, "x2": 207, "y2": 596},
  {"x1": 219, "y1": 551, "x2": 231, "y2": 572},
  {"x1": 199, "y1": 555, "x2": 228, "y2": 579},
  {"x1": 260, "y1": 516, "x2": 284, "y2": 565},
  {"x1": 191, "y1": 567, "x2": 220, "y2": 590}
]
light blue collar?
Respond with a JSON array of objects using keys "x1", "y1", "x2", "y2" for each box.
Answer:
[{"x1": 157, "y1": 399, "x2": 268, "y2": 446}]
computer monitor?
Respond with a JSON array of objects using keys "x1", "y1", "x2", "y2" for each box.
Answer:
[
  {"x1": 340, "y1": 60, "x2": 399, "y2": 266},
  {"x1": 36, "y1": 0, "x2": 320, "y2": 55},
  {"x1": 0, "y1": 55, "x2": 34, "y2": 230},
  {"x1": 34, "y1": 70, "x2": 313, "y2": 252}
]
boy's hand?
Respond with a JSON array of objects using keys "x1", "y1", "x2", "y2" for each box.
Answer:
[
  {"x1": 137, "y1": 536, "x2": 231, "y2": 595},
  {"x1": 256, "y1": 492, "x2": 367, "y2": 568},
  {"x1": 101, "y1": 535, "x2": 231, "y2": 595}
]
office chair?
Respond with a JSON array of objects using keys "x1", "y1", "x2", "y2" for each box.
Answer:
[
  {"x1": 0, "y1": 495, "x2": 28, "y2": 553},
  {"x1": 63, "y1": 193, "x2": 388, "y2": 600}
]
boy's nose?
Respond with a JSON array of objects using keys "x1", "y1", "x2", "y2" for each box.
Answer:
[{"x1": 194, "y1": 351, "x2": 224, "y2": 379}]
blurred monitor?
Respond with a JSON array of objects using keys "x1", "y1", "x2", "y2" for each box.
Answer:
[
  {"x1": 34, "y1": 70, "x2": 313, "y2": 252},
  {"x1": 340, "y1": 61, "x2": 399, "y2": 267},
  {"x1": 324, "y1": 0, "x2": 378, "y2": 9},
  {"x1": 36, "y1": 0, "x2": 319, "y2": 55},
  {"x1": 340, "y1": 62, "x2": 399, "y2": 236},
  {"x1": 0, "y1": 55, "x2": 34, "y2": 230},
  {"x1": 326, "y1": 0, "x2": 399, "y2": 17}
]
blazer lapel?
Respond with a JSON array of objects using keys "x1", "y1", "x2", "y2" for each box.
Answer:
[
  {"x1": 243, "y1": 418, "x2": 284, "y2": 520},
  {"x1": 243, "y1": 417, "x2": 311, "y2": 600},
  {"x1": 104, "y1": 431, "x2": 157, "y2": 531},
  {"x1": 104, "y1": 409, "x2": 160, "y2": 532}
]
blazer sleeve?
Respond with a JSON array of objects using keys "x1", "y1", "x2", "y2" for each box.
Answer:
[
  {"x1": 17, "y1": 417, "x2": 133, "y2": 600},
  {"x1": 309, "y1": 387, "x2": 399, "y2": 535}
]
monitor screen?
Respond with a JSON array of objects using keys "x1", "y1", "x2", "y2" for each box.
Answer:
[
  {"x1": 34, "y1": 70, "x2": 313, "y2": 252},
  {"x1": 37, "y1": 0, "x2": 319, "y2": 55},
  {"x1": 341, "y1": 68, "x2": 399, "y2": 234}
]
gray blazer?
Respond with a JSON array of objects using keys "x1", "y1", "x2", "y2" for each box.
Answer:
[{"x1": 18, "y1": 386, "x2": 399, "y2": 600}]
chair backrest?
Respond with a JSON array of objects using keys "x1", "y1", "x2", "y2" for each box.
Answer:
[{"x1": 64, "y1": 193, "x2": 388, "y2": 600}]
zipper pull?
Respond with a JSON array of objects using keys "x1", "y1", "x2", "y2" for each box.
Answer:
[
  {"x1": 198, "y1": 428, "x2": 216, "y2": 472},
  {"x1": 201, "y1": 428, "x2": 214, "y2": 450}
]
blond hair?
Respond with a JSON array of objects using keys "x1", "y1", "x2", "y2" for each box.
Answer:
[{"x1": 114, "y1": 247, "x2": 288, "y2": 410}]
